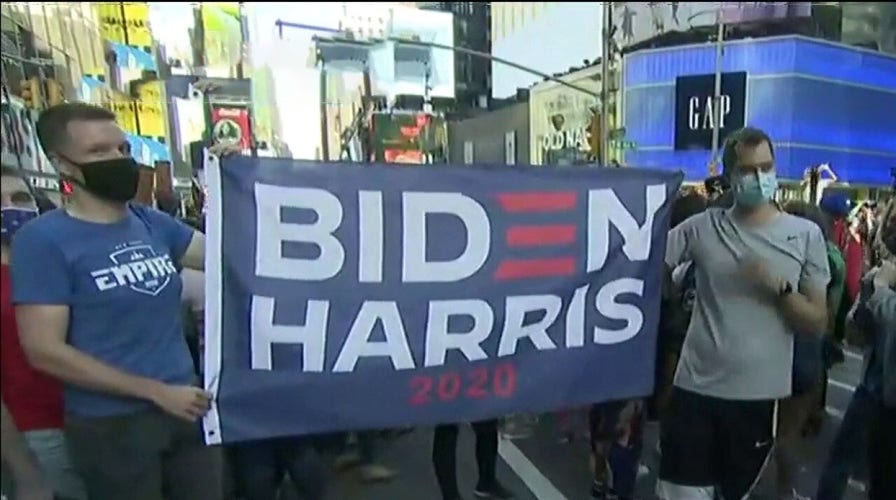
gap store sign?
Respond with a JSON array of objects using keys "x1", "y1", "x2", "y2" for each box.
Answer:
[{"x1": 623, "y1": 36, "x2": 896, "y2": 185}]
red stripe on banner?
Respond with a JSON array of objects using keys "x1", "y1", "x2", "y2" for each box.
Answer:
[
  {"x1": 506, "y1": 224, "x2": 577, "y2": 247},
  {"x1": 497, "y1": 192, "x2": 577, "y2": 212},
  {"x1": 494, "y1": 257, "x2": 577, "y2": 280}
]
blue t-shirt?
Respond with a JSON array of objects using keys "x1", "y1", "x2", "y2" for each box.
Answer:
[{"x1": 11, "y1": 205, "x2": 197, "y2": 417}]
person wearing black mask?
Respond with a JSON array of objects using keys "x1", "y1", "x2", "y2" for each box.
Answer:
[{"x1": 10, "y1": 103, "x2": 226, "y2": 500}]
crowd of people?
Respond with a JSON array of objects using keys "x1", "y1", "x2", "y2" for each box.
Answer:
[{"x1": 1, "y1": 103, "x2": 894, "y2": 500}]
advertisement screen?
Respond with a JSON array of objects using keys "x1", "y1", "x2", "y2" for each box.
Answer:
[
  {"x1": 211, "y1": 104, "x2": 252, "y2": 150},
  {"x1": 372, "y1": 112, "x2": 447, "y2": 164}
]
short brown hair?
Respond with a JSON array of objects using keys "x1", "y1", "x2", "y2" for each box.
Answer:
[
  {"x1": 721, "y1": 126, "x2": 774, "y2": 175},
  {"x1": 35, "y1": 102, "x2": 116, "y2": 155}
]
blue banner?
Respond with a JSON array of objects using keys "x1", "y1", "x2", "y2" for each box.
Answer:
[{"x1": 203, "y1": 157, "x2": 683, "y2": 444}]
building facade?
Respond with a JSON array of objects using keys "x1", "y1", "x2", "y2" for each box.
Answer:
[
  {"x1": 448, "y1": 100, "x2": 529, "y2": 165},
  {"x1": 623, "y1": 36, "x2": 896, "y2": 186},
  {"x1": 1, "y1": 3, "x2": 107, "y2": 203},
  {"x1": 420, "y1": 2, "x2": 491, "y2": 110},
  {"x1": 528, "y1": 65, "x2": 602, "y2": 166}
]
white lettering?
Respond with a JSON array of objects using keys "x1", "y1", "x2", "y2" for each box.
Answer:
[
  {"x1": 250, "y1": 295, "x2": 329, "y2": 371},
  {"x1": 564, "y1": 285, "x2": 588, "y2": 347},
  {"x1": 542, "y1": 127, "x2": 591, "y2": 151},
  {"x1": 689, "y1": 95, "x2": 733, "y2": 131},
  {"x1": 587, "y1": 184, "x2": 666, "y2": 272},
  {"x1": 497, "y1": 295, "x2": 561, "y2": 357},
  {"x1": 255, "y1": 184, "x2": 345, "y2": 281},
  {"x1": 332, "y1": 301, "x2": 415, "y2": 372},
  {"x1": 593, "y1": 278, "x2": 645, "y2": 344},
  {"x1": 90, "y1": 255, "x2": 178, "y2": 292},
  {"x1": 401, "y1": 192, "x2": 491, "y2": 283},
  {"x1": 358, "y1": 190, "x2": 384, "y2": 283},
  {"x1": 424, "y1": 300, "x2": 493, "y2": 367}
]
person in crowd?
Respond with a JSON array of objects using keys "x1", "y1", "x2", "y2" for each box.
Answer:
[
  {"x1": 773, "y1": 201, "x2": 846, "y2": 499},
  {"x1": 656, "y1": 127, "x2": 830, "y2": 500},
  {"x1": 588, "y1": 400, "x2": 646, "y2": 500},
  {"x1": 848, "y1": 199, "x2": 895, "y2": 500},
  {"x1": 432, "y1": 419, "x2": 512, "y2": 500},
  {"x1": 1, "y1": 171, "x2": 84, "y2": 500},
  {"x1": 334, "y1": 432, "x2": 398, "y2": 482},
  {"x1": 229, "y1": 436, "x2": 327, "y2": 500},
  {"x1": 815, "y1": 200, "x2": 894, "y2": 500},
  {"x1": 10, "y1": 103, "x2": 224, "y2": 500},
  {"x1": 821, "y1": 193, "x2": 863, "y2": 305},
  {"x1": 653, "y1": 192, "x2": 708, "y2": 420}
]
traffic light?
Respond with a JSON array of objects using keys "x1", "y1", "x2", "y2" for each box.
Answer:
[
  {"x1": 19, "y1": 78, "x2": 42, "y2": 109},
  {"x1": 588, "y1": 112, "x2": 601, "y2": 159},
  {"x1": 45, "y1": 79, "x2": 65, "y2": 106}
]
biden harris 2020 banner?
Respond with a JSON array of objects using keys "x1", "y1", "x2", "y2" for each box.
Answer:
[{"x1": 202, "y1": 156, "x2": 683, "y2": 444}]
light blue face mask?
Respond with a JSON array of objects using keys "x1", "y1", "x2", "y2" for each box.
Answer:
[{"x1": 733, "y1": 170, "x2": 778, "y2": 207}]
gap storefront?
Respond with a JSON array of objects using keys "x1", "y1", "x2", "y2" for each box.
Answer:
[{"x1": 623, "y1": 36, "x2": 896, "y2": 187}]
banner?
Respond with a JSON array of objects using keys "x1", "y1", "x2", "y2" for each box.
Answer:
[
  {"x1": 210, "y1": 104, "x2": 251, "y2": 150},
  {"x1": 203, "y1": 157, "x2": 682, "y2": 444}
]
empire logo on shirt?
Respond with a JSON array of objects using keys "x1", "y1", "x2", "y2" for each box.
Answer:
[{"x1": 90, "y1": 243, "x2": 177, "y2": 296}]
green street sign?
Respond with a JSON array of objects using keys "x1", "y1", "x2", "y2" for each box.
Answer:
[{"x1": 610, "y1": 139, "x2": 636, "y2": 150}]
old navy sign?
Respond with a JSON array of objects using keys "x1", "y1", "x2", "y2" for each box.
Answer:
[
  {"x1": 674, "y1": 71, "x2": 747, "y2": 151},
  {"x1": 202, "y1": 156, "x2": 682, "y2": 444}
]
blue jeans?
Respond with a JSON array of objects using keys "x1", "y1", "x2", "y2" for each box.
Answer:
[
  {"x1": 816, "y1": 385, "x2": 873, "y2": 500},
  {"x1": 231, "y1": 437, "x2": 326, "y2": 500}
]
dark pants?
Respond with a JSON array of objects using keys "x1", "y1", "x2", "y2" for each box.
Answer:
[
  {"x1": 589, "y1": 400, "x2": 645, "y2": 499},
  {"x1": 868, "y1": 403, "x2": 896, "y2": 500},
  {"x1": 432, "y1": 420, "x2": 498, "y2": 500},
  {"x1": 65, "y1": 409, "x2": 226, "y2": 500},
  {"x1": 230, "y1": 437, "x2": 325, "y2": 500},
  {"x1": 816, "y1": 385, "x2": 873, "y2": 500}
]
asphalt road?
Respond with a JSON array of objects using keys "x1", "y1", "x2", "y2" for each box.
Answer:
[{"x1": 325, "y1": 348, "x2": 868, "y2": 500}]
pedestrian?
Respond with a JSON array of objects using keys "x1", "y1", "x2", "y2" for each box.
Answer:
[
  {"x1": 1, "y1": 170, "x2": 84, "y2": 500},
  {"x1": 814, "y1": 201, "x2": 894, "y2": 500},
  {"x1": 775, "y1": 200, "x2": 846, "y2": 499},
  {"x1": 656, "y1": 127, "x2": 831, "y2": 500},
  {"x1": 848, "y1": 199, "x2": 896, "y2": 500},
  {"x1": 588, "y1": 400, "x2": 645, "y2": 500},
  {"x1": 653, "y1": 192, "x2": 708, "y2": 421},
  {"x1": 431, "y1": 419, "x2": 513, "y2": 500},
  {"x1": 10, "y1": 103, "x2": 225, "y2": 500}
]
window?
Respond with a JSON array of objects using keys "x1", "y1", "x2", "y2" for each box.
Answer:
[
  {"x1": 504, "y1": 131, "x2": 516, "y2": 165},
  {"x1": 463, "y1": 140, "x2": 474, "y2": 164}
]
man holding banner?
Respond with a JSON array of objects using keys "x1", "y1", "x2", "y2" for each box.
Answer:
[{"x1": 10, "y1": 103, "x2": 223, "y2": 500}]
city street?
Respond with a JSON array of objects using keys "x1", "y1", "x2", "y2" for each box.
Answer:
[{"x1": 328, "y1": 348, "x2": 868, "y2": 500}]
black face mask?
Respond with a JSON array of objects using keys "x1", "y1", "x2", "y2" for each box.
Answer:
[{"x1": 62, "y1": 157, "x2": 140, "y2": 203}]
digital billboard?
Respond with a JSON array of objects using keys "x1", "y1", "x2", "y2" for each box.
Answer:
[{"x1": 623, "y1": 37, "x2": 896, "y2": 185}]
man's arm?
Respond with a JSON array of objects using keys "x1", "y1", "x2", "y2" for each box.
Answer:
[
  {"x1": 16, "y1": 304, "x2": 167, "y2": 401},
  {"x1": 16, "y1": 304, "x2": 210, "y2": 421},
  {"x1": 179, "y1": 231, "x2": 205, "y2": 271},
  {"x1": 1, "y1": 400, "x2": 51, "y2": 498},
  {"x1": 782, "y1": 227, "x2": 831, "y2": 336},
  {"x1": 663, "y1": 218, "x2": 695, "y2": 299},
  {"x1": 780, "y1": 284, "x2": 829, "y2": 336}
]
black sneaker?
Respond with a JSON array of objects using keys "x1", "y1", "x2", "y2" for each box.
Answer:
[
  {"x1": 473, "y1": 481, "x2": 514, "y2": 499},
  {"x1": 590, "y1": 480, "x2": 620, "y2": 499}
]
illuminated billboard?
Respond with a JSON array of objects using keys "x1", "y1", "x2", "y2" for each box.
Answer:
[{"x1": 623, "y1": 36, "x2": 896, "y2": 185}]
